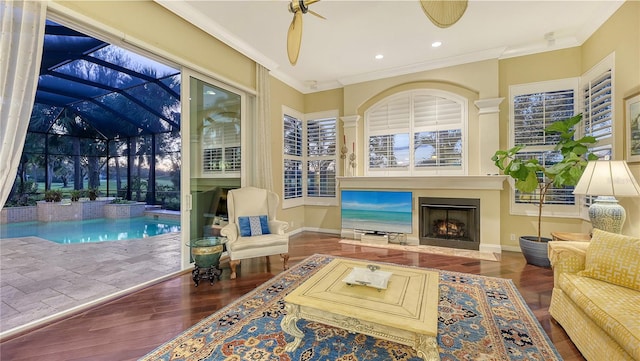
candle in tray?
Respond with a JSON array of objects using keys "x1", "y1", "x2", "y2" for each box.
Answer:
[{"x1": 352, "y1": 142, "x2": 355, "y2": 152}]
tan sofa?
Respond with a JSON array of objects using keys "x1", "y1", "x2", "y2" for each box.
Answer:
[{"x1": 548, "y1": 229, "x2": 640, "y2": 361}]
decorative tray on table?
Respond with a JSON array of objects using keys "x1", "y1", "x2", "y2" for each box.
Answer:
[{"x1": 343, "y1": 264, "x2": 392, "y2": 290}]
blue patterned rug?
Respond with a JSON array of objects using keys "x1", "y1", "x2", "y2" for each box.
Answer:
[{"x1": 140, "y1": 254, "x2": 562, "y2": 361}]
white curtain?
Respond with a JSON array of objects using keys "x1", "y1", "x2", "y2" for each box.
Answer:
[
  {"x1": 0, "y1": 0, "x2": 46, "y2": 209},
  {"x1": 253, "y1": 64, "x2": 273, "y2": 191}
]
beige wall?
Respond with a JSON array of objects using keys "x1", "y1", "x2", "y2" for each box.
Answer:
[
  {"x1": 304, "y1": 89, "x2": 344, "y2": 231},
  {"x1": 581, "y1": 1, "x2": 640, "y2": 237},
  {"x1": 269, "y1": 78, "x2": 306, "y2": 231},
  {"x1": 50, "y1": 0, "x2": 640, "y2": 242},
  {"x1": 497, "y1": 48, "x2": 583, "y2": 248}
]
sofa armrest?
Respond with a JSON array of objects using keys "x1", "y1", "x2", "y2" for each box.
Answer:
[
  {"x1": 220, "y1": 223, "x2": 238, "y2": 243},
  {"x1": 548, "y1": 241, "x2": 589, "y2": 286},
  {"x1": 269, "y1": 220, "x2": 289, "y2": 235}
]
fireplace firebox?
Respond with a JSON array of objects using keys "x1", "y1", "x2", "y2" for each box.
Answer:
[{"x1": 419, "y1": 197, "x2": 480, "y2": 250}]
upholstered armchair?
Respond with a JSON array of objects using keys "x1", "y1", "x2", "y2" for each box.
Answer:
[{"x1": 220, "y1": 187, "x2": 289, "y2": 279}]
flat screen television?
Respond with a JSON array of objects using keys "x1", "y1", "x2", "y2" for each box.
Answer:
[{"x1": 341, "y1": 190, "x2": 413, "y2": 234}]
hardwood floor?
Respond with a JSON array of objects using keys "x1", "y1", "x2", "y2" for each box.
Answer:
[{"x1": 0, "y1": 232, "x2": 585, "y2": 361}]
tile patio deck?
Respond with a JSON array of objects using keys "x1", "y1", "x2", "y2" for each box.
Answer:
[{"x1": 0, "y1": 232, "x2": 181, "y2": 334}]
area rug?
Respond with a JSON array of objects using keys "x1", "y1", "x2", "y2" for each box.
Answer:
[
  {"x1": 339, "y1": 239, "x2": 500, "y2": 262},
  {"x1": 140, "y1": 254, "x2": 561, "y2": 361}
]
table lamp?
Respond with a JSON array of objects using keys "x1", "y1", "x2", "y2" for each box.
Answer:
[{"x1": 573, "y1": 160, "x2": 640, "y2": 233}]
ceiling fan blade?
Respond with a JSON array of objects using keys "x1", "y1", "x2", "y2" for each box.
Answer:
[
  {"x1": 308, "y1": 9, "x2": 326, "y2": 20},
  {"x1": 287, "y1": 11, "x2": 303, "y2": 65},
  {"x1": 420, "y1": 0, "x2": 468, "y2": 28}
]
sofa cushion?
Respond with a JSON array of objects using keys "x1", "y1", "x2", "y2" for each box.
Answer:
[
  {"x1": 559, "y1": 273, "x2": 640, "y2": 360},
  {"x1": 578, "y1": 229, "x2": 640, "y2": 291},
  {"x1": 229, "y1": 233, "x2": 288, "y2": 251},
  {"x1": 238, "y1": 215, "x2": 270, "y2": 236}
]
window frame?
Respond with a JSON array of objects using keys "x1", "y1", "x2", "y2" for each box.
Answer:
[
  {"x1": 282, "y1": 107, "x2": 338, "y2": 209},
  {"x1": 578, "y1": 53, "x2": 615, "y2": 219},
  {"x1": 508, "y1": 78, "x2": 581, "y2": 218},
  {"x1": 282, "y1": 107, "x2": 305, "y2": 209},
  {"x1": 305, "y1": 111, "x2": 338, "y2": 206},
  {"x1": 364, "y1": 89, "x2": 468, "y2": 176}
]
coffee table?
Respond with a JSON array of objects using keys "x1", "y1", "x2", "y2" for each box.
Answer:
[{"x1": 281, "y1": 258, "x2": 440, "y2": 361}]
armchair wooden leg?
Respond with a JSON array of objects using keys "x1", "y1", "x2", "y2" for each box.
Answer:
[
  {"x1": 281, "y1": 253, "x2": 289, "y2": 270},
  {"x1": 230, "y1": 260, "x2": 240, "y2": 279}
]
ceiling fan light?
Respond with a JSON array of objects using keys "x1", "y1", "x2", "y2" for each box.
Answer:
[{"x1": 420, "y1": 0, "x2": 468, "y2": 28}]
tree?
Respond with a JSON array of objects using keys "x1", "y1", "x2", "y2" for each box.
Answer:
[{"x1": 492, "y1": 114, "x2": 598, "y2": 242}]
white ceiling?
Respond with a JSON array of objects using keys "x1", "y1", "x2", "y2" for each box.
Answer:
[{"x1": 156, "y1": 0, "x2": 624, "y2": 94}]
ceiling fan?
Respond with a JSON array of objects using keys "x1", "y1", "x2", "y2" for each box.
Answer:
[
  {"x1": 420, "y1": 0, "x2": 468, "y2": 28},
  {"x1": 286, "y1": 0, "x2": 324, "y2": 66},
  {"x1": 285, "y1": 0, "x2": 467, "y2": 66}
]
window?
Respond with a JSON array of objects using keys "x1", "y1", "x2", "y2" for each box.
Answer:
[
  {"x1": 582, "y1": 54, "x2": 613, "y2": 156},
  {"x1": 283, "y1": 113, "x2": 303, "y2": 203},
  {"x1": 307, "y1": 117, "x2": 337, "y2": 198},
  {"x1": 283, "y1": 108, "x2": 338, "y2": 208},
  {"x1": 580, "y1": 54, "x2": 614, "y2": 212},
  {"x1": 365, "y1": 90, "x2": 467, "y2": 175},
  {"x1": 198, "y1": 81, "x2": 242, "y2": 177},
  {"x1": 509, "y1": 79, "x2": 580, "y2": 216}
]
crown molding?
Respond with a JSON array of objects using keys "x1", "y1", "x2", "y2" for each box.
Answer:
[{"x1": 154, "y1": 1, "x2": 279, "y2": 72}]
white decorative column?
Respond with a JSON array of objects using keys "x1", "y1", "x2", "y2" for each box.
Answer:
[
  {"x1": 474, "y1": 98, "x2": 504, "y2": 176},
  {"x1": 341, "y1": 115, "x2": 360, "y2": 177}
]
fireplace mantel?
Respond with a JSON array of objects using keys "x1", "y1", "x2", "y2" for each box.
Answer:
[
  {"x1": 337, "y1": 175, "x2": 505, "y2": 254},
  {"x1": 337, "y1": 175, "x2": 507, "y2": 191}
]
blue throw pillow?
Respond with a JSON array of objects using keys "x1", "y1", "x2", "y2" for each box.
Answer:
[{"x1": 238, "y1": 215, "x2": 270, "y2": 236}]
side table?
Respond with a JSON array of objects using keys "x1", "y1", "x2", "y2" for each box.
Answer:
[
  {"x1": 187, "y1": 237, "x2": 225, "y2": 286},
  {"x1": 550, "y1": 232, "x2": 591, "y2": 242}
]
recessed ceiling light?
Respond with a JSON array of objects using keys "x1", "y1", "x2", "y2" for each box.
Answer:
[
  {"x1": 432, "y1": 41, "x2": 442, "y2": 48},
  {"x1": 375, "y1": 54, "x2": 384, "y2": 60}
]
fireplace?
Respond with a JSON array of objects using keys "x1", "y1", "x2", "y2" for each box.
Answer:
[{"x1": 419, "y1": 197, "x2": 480, "y2": 250}]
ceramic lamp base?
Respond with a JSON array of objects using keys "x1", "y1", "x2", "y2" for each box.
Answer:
[{"x1": 588, "y1": 196, "x2": 625, "y2": 234}]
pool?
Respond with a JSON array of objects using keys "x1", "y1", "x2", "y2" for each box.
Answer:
[{"x1": 0, "y1": 217, "x2": 181, "y2": 244}]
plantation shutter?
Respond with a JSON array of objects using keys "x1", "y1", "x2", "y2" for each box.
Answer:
[
  {"x1": 202, "y1": 122, "x2": 240, "y2": 174},
  {"x1": 366, "y1": 90, "x2": 466, "y2": 174},
  {"x1": 367, "y1": 96, "x2": 410, "y2": 134},
  {"x1": 512, "y1": 87, "x2": 576, "y2": 206},
  {"x1": 413, "y1": 94, "x2": 461, "y2": 129},
  {"x1": 413, "y1": 94, "x2": 463, "y2": 169},
  {"x1": 581, "y1": 66, "x2": 613, "y2": 209},
  {"x1": 307, "y1": 118, "x2": 336, "y2": 197},
  {"x1": 283, "y1": 114, "x2": 303, "y2": 200},
  {"x1": 283, "y1": 114, "x2": 302, "y2": 157},
  {"x1": 583, "y1": 69, "x2": 612, "y2": 141},
  {"x1": 513, "y1": 90, "x2": 574, "y2": 146}
]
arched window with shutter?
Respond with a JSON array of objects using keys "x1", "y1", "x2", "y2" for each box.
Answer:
[{"x1": 365, "y1": 89, "x2": 468, "y2": 176}]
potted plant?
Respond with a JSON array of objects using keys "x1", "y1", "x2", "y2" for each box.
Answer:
[
  {"x1": 491, "y1": 114, "x2": 598, "y2": 267},
  {"x1": 87, "y1": 188, "x2": 99, "y2": 201},
  {"x1": 70, "y1": 190, "x2": 82, "y2": 202},
  {"x1": 44, "y1": 189, "x2": 63, "y2": 202}
]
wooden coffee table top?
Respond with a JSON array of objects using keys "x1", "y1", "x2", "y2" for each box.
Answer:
[{"x1": 284, "y1": 258, "x2": 439, "y2": 336}]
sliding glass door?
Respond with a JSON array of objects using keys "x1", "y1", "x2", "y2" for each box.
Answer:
[{"x1": 181, "y1": 70, "x2": 246, "y2": 268}]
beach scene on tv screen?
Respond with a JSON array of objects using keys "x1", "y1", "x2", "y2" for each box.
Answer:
[{"x1": 341, "y1": 190, "x2": 412, "y2": 234}]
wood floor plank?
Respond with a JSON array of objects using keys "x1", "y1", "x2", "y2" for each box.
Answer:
[{"x1": 0, "y1": 232, "x2": 585, "y2": 361}]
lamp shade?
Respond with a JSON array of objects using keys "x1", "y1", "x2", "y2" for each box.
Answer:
[{"x1": 573, "y1": 160, "x2": 640, "y2": 197}]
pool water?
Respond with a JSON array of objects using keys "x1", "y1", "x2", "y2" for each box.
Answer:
[{"x1": 0, "y1": 217, "x2": 181, "y2": 244}]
